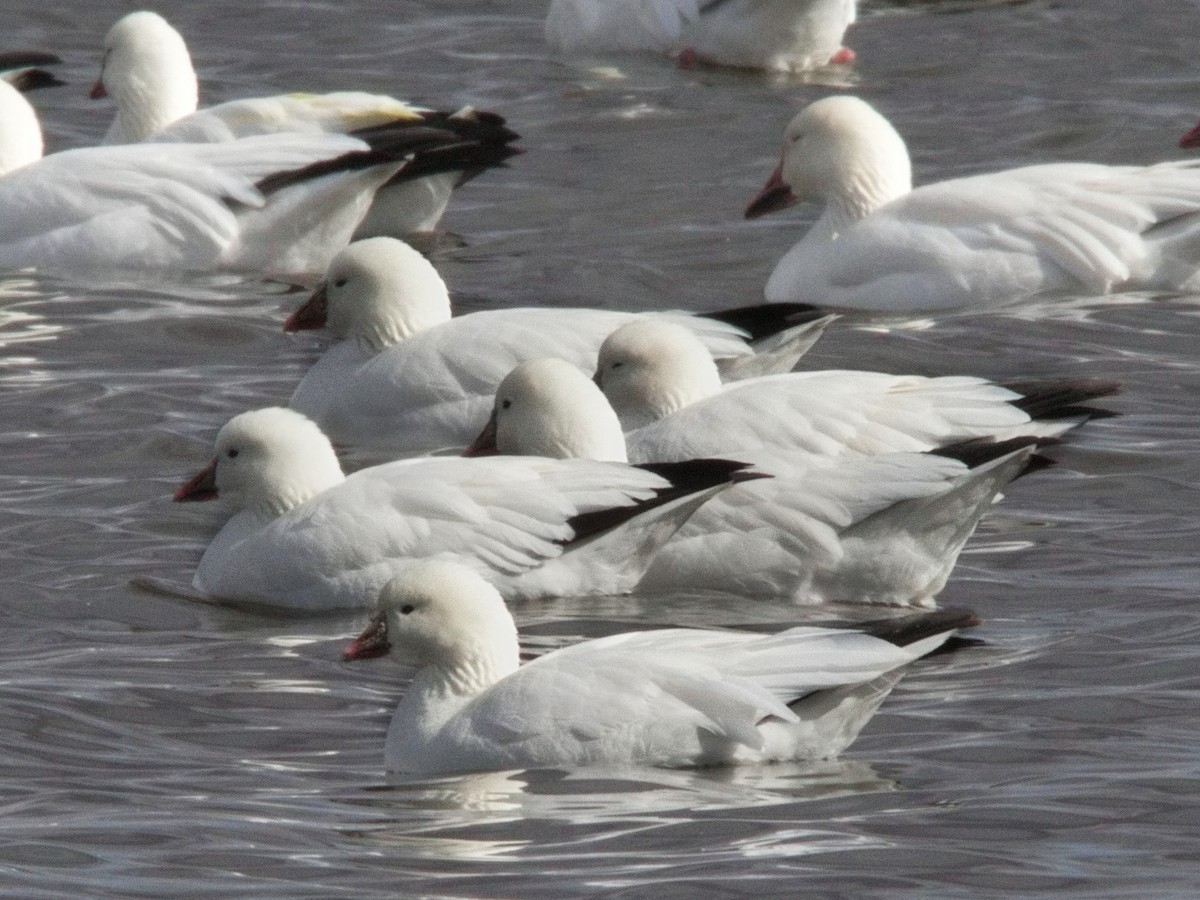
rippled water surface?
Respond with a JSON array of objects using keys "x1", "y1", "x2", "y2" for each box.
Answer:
[{"x1": 3, "y1": 0, "x2": 1200, "y2": 896}]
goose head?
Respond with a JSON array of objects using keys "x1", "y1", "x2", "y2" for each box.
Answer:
[
  {"x1": 93, "y1": 11, "x2": 198, "y2": 142},
  {"x1": 746, "y1": 95, "x2": 912, "y2": 229},
  {"x1": 465, "y1": 358, "x2": 628, "y2": 462},
  {"x1": 285, "y1": 238, "x2": 452, "y2": 351},
  {"x1": 174, "y1": 407, "x2": 345, "y2": 519},
  {"x1": 0, "y1": 79, "x2": 43, "y2": 174},
  {"x1": 343, "y1": 560, "x2": 520, "y2": 693},
  {"x1": 595, "y1": 320, "x2": 722, "y2": 429}
]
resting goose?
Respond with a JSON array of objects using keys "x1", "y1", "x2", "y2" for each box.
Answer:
[
  {"x1": 545, "y1": 0, "x2": 857, "y2": 73},
  {"x1": 173, "y1": 406, "x2": 753, "y2": 610},
  {"x1": 343, "y1": 560, "x2": 977, "y2": 773},
  {"x1": 0, "y1": 80, "x2": 428, "y2": 274},
  {"x1": 466, "y1": 357, "x2": 1049, "y2": 605},
  {"x1": 286, "y1": 237, "x2": 834, "y2": 465},
  {"x1": 92, "y1": 11, "x2": 520, "y2": 238},
  {"x1": 747, "y1": 95, "x2": 1200, "y2": 310}
]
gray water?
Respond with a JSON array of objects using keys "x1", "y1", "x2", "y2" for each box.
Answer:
[{"x1": 2, "y1": 0, "x2": 1199, "y2": 896}]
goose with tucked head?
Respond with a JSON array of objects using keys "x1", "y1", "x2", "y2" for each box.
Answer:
[
  {"x1": 93, "y1": 11, "x2": 198, "y2": 143},
  {"x1": 90, "y1": 12, "x2": 521, "y2": 239}
]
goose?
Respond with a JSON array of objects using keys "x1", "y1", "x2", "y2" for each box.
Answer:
[
  {"x1": 285, "y1": 236, "x2": 835, "y2": 465},
  {"x1": 91, "y1": 11, "x2": 520, "y2": 238},
  {"x1": 591, "y1": 319, "x2": 1115, "y2": 447},
  {"x1": 746, "y1": 95, "x2": 1200, "y2": 310},
  {"x1": 466, "y1": 357, "x2": 1048, "y2": 605},
  {"x1": 0, "y1": 80, "x2": 441, "y2": 274},
  {"x1": 342, "y1": 559, "x2": 978, "y2": 773},
  {"x1": 545, "y1": 0, "x2": 857, "y2": 73},
  {"x1": 172, "y1": 406, "x2": 755, "y2": 610}
]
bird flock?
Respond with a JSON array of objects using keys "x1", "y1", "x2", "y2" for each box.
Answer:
[{"x1": 12, "y1": 2, "x2": 1195, "y2": 777}]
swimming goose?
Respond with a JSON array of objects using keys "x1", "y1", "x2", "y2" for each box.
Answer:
[
  {"x1": 92, "y1": 11, "x2": 520, "y2": 237},
  {"x1": 173, "y1": 406, "x2": 753, "y2": 610},
  {"x1": 343, "y1": 559, "x2": 977, "y2": 773},
  {"x1": 286, "y1": 237, "x2": 834, "y2": 464},
  {"x1": 747, "y1": 95, "x2": 1200, "y2": 310},
  {"x1": 593, "y1": 319, "x2": 1115, "y2": 447},
  {"x1": 545, "y1": 0, "x2": 857, "y2": 73},
  {"x1": 467, "y1": 357, "x2": 1047, "y2": 605},
  {"x1": 0, "y1": 80, "x2": 428, "y2": 274}
]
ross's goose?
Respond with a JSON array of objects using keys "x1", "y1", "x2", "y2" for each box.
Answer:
[
  {"x1": 285, "y1": 236, "x2": 835, "y2": 465},
  {"x1": 0, "y1": 80, "x2": 432, "y2": 274},
  {"x1": 172, "y1": 407, "x2": 755, "y2": 610},
  {"x1": 746, "y1": 95, "x2": 1200, "y2": 310},
  {"x1": 342, "y1": 560, "x2": 978, "y2": 773},
  {"x1": 545, "y1": 0, "x2": 857, "y2": 73},
  {"x1": 467, "y1": 357, "x2": 1046, "y2": 605},
  {"x1": 592, "y1": 319, "x2": 1115, "y2": 445},
  {"x1": 0, "y1": 51, "x2": 63, "y2": 93},
  {"x1": 92, "y1": 11, "x2": 520, "y2": 238}
]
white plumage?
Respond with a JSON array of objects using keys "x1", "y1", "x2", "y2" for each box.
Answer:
[
  {"x1": 471, "y1": 356, "x2": 1046, "y2": 605},
  {"x1": 342, "y1": 560, "x2": 973, "y2": 773},
  {"x1": 286, "y1": 237, "x2": 832, "y2": 465},
  {"x1": 92, "y1": 11, "x2": 519, "y2": 237},
  {"x1": 747, "y1": 95, "x2": 1200, "y2": 310},
  {"x1": 0, "y1": 79, "x2": 411, "y2": 274},
  {"x1": 546, "y1": 0, "x2": 857, "y2": 72},
  {"x1": 173, "y1": 407, "x2": 746, "y2": 610}
]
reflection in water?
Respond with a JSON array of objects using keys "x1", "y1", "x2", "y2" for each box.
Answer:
[
  {"x1": 0, "y1": 0, "x2": 1198, "y2": 895},
  {"x1": 335, "y1": 759, "x2": 895, "y2": 865}
]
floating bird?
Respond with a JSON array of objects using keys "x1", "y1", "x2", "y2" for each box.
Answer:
[
  {"x1": 546, "y1": 0, "x2": 857, "y2": 73},
  {"x1": 92, "y1": 11, "x2": 520, "y2": 238},
  {"x1": 173, "y1": 406, "x2": 755, "y2": 610},
  {"x1": 286, "y1": 237, "x2": 833, "y2": 464},
  {"x1": 747, "y1": 95, "x2": 1200, "y2": 310},
  {"x1": 467, "y1": 356, "x2": 1051, "y2": 605},
  {"x1": 342, "y1": 559, "x2": 978, "y2": 773},
  {"x1": 0, "y1": 80, "x2": 433, "y2": 274}
]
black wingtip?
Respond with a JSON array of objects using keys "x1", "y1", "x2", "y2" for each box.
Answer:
[
  {"x1": 929, "y1": 435, "x2": 1056, "y2": 479},
  {"x1": 6, "y1": 68, "x2": 65, "y2": 92},
  {"x1": 561, "y1": 458, "x2": 759, "y2": 546},
  {"x1": 857, "y1": 607, "x2": 983, "y2": 649},
  {"x1": 698, "y1": 302, "x2": 830, "y2": 341},
  {"x1": 253, "y1": 124, "x2": 468, "y2": 196},
  {"x1": 1005, "y1": 378, "x2": 1121, "y2": 422},
  {"x1": 349, "y1": 106, "x2": 522, "y2": 186}
]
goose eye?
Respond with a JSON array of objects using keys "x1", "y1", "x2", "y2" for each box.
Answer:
[
  {"x1": 226, "y1": 448, "x2": 239, "y2": 459},
  {"x1": 611, "y1": 361, "x2": 624, "y2": 369},
  {"x1": 501, "y1": 399, "x2": 511, "y2": 410},
  {"x1": 333, "y1": 278, "x2": 347, "y2": 289},
  {"x1": 399, "y1": 604, "x2": 414, "y2": 615}
]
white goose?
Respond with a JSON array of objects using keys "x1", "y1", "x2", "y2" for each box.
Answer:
[
  {"x1": 286, "y1": 237, "x2": 834, "y2": 465},
  {"x1": 467, "y1": 357, "x2": 1045, "y2": 606},
  {"x1": 747, "y1": 95, "x2": 1200, "y2": 310},
  {"x1": 342, "y1": 560, "x2": 977, "y2": 774},
  {"x1": 0, "y1": 80, "x2": 427, "y2": 275},
  {"x1": 592, "y1": 319, "x2": 1114, "y2": 449},
  {"x1": 92, "y1": 11, "x2": 520, "y2": 237},
  {"x1": 545, "y1": 0, "x2": 857, "y2": 73},
  {"x1": 173, "y1": 406, "x2": 752, "y2": 610}
]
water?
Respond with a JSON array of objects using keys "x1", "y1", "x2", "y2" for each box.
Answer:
[{"x1": 3, "y1": 0, "x2": 1200, "y2": 895}]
